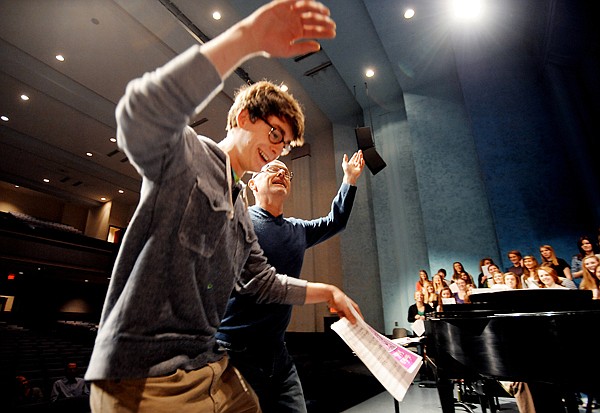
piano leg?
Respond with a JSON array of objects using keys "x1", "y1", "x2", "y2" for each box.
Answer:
[{"x1": 436, "y1": 377, "x2": 457, "y2": 413}]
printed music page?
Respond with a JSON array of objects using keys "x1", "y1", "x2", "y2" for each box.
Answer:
[{"x1": 331, "y1": 298, "x2": 423, "y2": 402}]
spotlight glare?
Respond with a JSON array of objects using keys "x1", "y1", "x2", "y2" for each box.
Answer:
[
  {"x1": 365, "y1": 69, "x2": 375, "y2": 78},
  {"x1": 404, "y1": 9, "x2": 415, "y2": 19}
]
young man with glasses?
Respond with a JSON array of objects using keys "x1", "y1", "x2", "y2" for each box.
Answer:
[
  {"x1": 217, "y1": 152, "x2": 364, "y2": 413},
  {"x1": 85, "y1": 2, "x2": 362, "y2": 413}
]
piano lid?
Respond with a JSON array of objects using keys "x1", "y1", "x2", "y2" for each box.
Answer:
[{"x1": 438, "y1": 288, "x2": 597, "y2": 317}]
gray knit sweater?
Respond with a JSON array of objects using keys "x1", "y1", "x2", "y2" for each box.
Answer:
[{"x1": 85, "y1": 46, "x2": 307, "y2": 381}]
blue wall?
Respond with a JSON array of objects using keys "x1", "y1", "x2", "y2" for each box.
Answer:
[{"x1": 337, "y1": 8, "x2": 599, "y2": 334}]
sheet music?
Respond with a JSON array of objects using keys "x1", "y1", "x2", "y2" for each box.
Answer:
[{"x1": 330, "y1": 298, "x2": 423, "y2": 402}]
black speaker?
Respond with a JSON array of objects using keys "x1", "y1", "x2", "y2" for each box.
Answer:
[{"x1": 355, "y1": 126, "x2": 387, "y2": 175}]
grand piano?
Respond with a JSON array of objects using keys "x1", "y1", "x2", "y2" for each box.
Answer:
[{"x1": 425, "y1": 289, "x2": 600, "y2": 412}]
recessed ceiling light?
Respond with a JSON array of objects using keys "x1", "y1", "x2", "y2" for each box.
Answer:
[
  {"x1": 43, "y1": 178, "x2": 50, "y2": 183},
  {"x1": 365, "y1": 69, "x2": 375, "y2": 78},
  {"x1": 1, "y1": 115, "x2": 8, "y2": 121},
  {"x1": 20, "y1": 94, "x2": 29, "y2": 101},
  {"x1": 212, "y1": 11, "x2": 222, "y2": 20},
  {"x1": 101, "y1": 197, "x2": 107, "y2": 201},
  {"x1": 15, "y1": 185, "x2": 19, "y2": 188},
  {"x1": 280, "y1": 84, "x2": 289, "y2": 92},
  {"x1": 110, "y1": 137, "x2": 117, "y2": 143},
  {"x1": 85, "y1": 279, "x2": 89, "y2": 283},
  {"x1": 118, "y1": 189, "x2": 124, "y2": 194},
  {"x1": 55, "y1": 54, "x2": 65, "y2": 62},
  {"x1": 404, "y1": 9, "x2": 415, "y2": 19},
  {"x1": 86, "y1": 152, "x2": 93, "y2": 157}
]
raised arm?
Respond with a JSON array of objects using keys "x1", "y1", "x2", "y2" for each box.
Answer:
[{"x1": 202, "y1": 0, "x2": 336, "y2": 79}]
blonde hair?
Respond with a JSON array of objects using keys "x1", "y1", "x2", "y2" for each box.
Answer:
[
  {"x1": 227, "y1": 81, "x2": 305, "y2": 145},
  {"x1": 580, "y1": 255, "x2": 600, "y2": 292},
  {"x1": 540, "y1": 244, "x2": 559, "y2": 266}
]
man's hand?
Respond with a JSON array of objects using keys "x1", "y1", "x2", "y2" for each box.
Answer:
[
  {"x1": 328, "y1": 286, "x2": 362, "y2": 324},
  {"x1": 202, "y1": 1, "x2": 336, "y2": 79},
  {"x1": 305, "y1": 283, "x2": 363, "y2": 324},
  {"x1": 246, "y1": 0, "x2": 336, "y2": 58},
  {"x1": 342, "y1": 150, "x2": 365, "y2": 185}
]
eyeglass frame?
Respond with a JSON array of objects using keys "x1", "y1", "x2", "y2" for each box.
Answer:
[
  {"x1": 259, "y1": 116, "x2": 293, "y2": 156},
  {"x1": 253, "y1": 165, "x2": 294, "y2": 181}
]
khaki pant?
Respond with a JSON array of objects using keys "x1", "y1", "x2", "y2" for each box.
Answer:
[{"x1": 90, "y1": 356, "x2": 261, "y2": 413}]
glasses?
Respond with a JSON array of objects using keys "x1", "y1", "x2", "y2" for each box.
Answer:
[
  {"x1": 255, "y1": 165, "x2": 294, "y2": 181},
  {"x1": 259, "y1": 117, "x2": 292, "y2": 156}
]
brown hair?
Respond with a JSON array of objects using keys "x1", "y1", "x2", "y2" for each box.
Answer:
[{"x1": 227, "y1": 81, "x2": 305, "y2": 145}]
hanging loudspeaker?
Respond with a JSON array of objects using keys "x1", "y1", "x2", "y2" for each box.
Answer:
[{"x1": 355, "y1": 126, "x2": 387, "y2": 175}]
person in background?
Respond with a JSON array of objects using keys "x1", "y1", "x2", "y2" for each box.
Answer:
[
  {"x1": 490, "y1": 271, "x2": 509, "y2": 290},
  {"x1": 506, "y1": 250, "x2": 524, "y2": 277},
  {"x1": 503, "y1": 272, "x2": 523, "y2": 290},
  {"x1": 522, "y1": 255, "x2": 541, "y2": 289},
  {"x1": 216, "y1": 152, "x2": 364, "y2": 413},
  {"x1": 477, "y1": 257, "x2": 495, "y2": 288},
  {"x1": 487, "y1": 264, "x2": 502, "y2": 288},
  {"x1": 453, "y1": 278, "x2": 471, "y2": 304},
  {"x1": 537, "y1": 265, "x2": 566, "y2": 289},
  {"x1": 540, "y1": 244, "x2": 572, "y2": 280},
  {"x1": 432, "y1": 273, "x2": 449, "y2": 294},
  {"x1": 579, "y1": 255, "x2": 600, "y2": 299},
  {"x1": 84, "y1": 3, "x2": 361, "y2": 412},
  {"x1": 437, "y1": 287, "x2": 455, "y2": 311},
  {"x1": 451, "y1": 262, "x2": 471, "y2": 284},
  {"x1": 14, "y1": 375, "x2": 44, "y2": 405},
  {"x1": 407, "y1": 290, "x2": 434, "y2": 322},
  {"x1": 571, "y1": 236, "x2": 599, "y2": 288},
  {"x1": 423, "y1": 281, "x2": 439, "y2": 311},
  {"x1": 51, "y1": 362, "x2": 89, "y2": 402},
  {"x1": 415, "y1": 269, "x2": 430, "y2": 292},
  {"x1": 437, "y1": 268, "x2": 449, "y2": 287},
  {"x1": 450, "y1": 265, "x2": 475, "y2": 293}
]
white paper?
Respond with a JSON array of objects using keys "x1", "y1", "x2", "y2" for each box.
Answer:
[
  {"x1": 330, "y1": 298, "x2": 423, "y2": 402},
  {"x1": 411, "y1": 319, "x2": 425, "y2": 336}
]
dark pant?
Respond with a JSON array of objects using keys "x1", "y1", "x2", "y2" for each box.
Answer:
[{"x1": 226, "y1": 342, "x2": 307, "y2": 413}]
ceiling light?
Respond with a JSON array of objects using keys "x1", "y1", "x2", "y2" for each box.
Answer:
[
  {"x1": 110, "y1": 137, "x2": 117, "y2": 143},
  {"x1": 118, "y1": 189, "x2": 124, "y2": 194},
  {"x1": 404, "y1": 9, "x2": 415, "y2": 19},
  {"x1": 365, "y1": 69, "x2": 375, "y2": 78},
  {"x1": 1, "y1": 115, "x2": 8, "y2": 121},
  {"x1": 451, "y1": 0, "x2": 483, "y2": 20},
  {"x1": 280, "y1": 84, "x2": 289, "y2": 92},
  {"x1": 55, "y1": 54, "x2": 65, "y2": 62},
  {"x1": 43, "y1": 178, "x2": 50, "y2": 183},
  {"x1": 20, "y1": 94, "x2": 29, "y2": 101},
  {"x1": 86, "y1": 152, "x2": 93, "y2": 157},
  {"x1": 101, "y1": 197, "x2": 107, "y2": 201},
  {"x1": 212, "y1": 11, "x2": 221, "y2": 20},
  {"x1": 15, "y1": 185, "x2": 19, "y2": 188}
]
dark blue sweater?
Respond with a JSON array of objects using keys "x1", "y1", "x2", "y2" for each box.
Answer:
[{"x1": 217, "y1": 183, "x2": 357, "y2": 349}]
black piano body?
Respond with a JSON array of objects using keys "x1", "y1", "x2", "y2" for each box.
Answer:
[{"x1": 425, "y1": 289, "x2": 600, "y2": 412}]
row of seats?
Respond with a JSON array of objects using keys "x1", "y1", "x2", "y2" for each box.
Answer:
[{"x1": 1, "y1": 321, "x2": 94, "y2": 409}]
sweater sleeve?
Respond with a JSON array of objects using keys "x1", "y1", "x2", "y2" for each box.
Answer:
[
  {"x1": 298, "y1": 183, "x2": 357, "y2": 248},
  {"x1": 115, "y1": 45, "x2": 223, "y2": 182}
]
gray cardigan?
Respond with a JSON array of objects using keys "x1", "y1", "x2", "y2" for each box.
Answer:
[{"x1": 85, "y1": 46, "x2": 307, "y2": 381}]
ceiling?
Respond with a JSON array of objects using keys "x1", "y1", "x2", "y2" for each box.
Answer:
[{"x1": 0, "y1": 0, "x2": 587, "y2": 209}]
